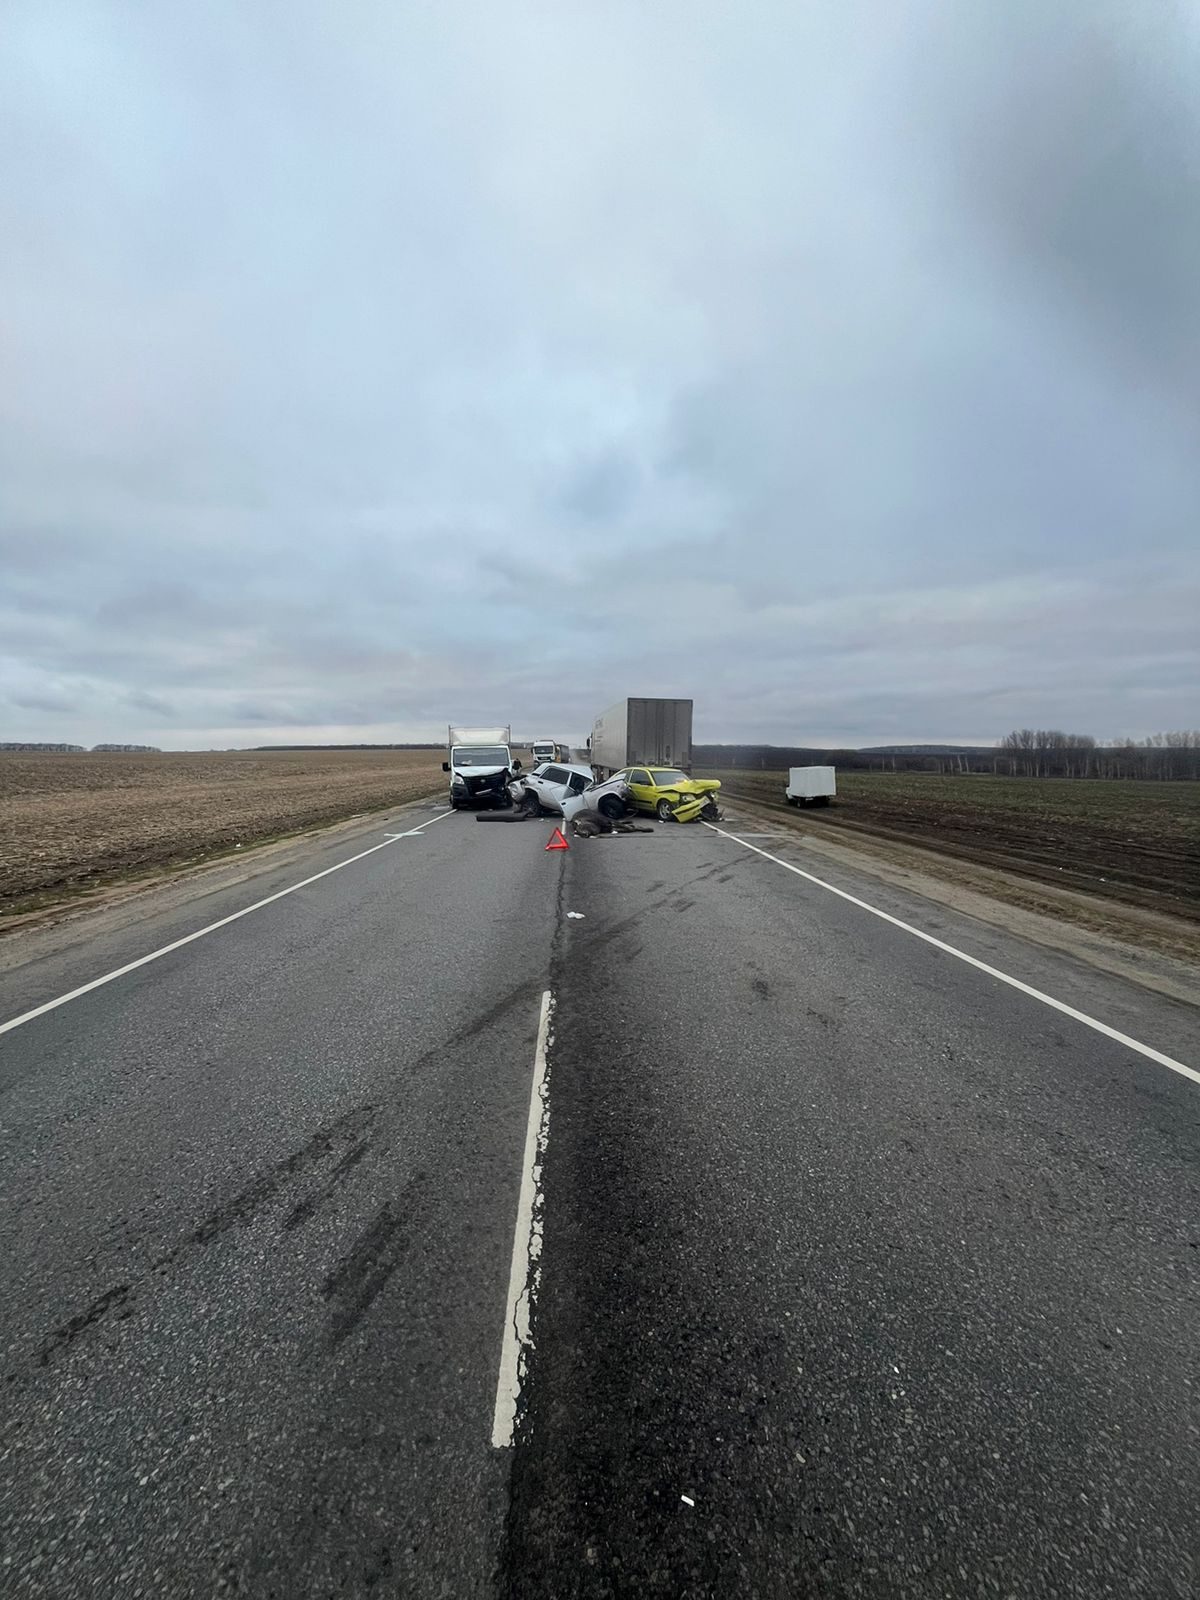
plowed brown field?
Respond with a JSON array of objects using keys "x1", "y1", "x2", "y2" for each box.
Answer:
[
  {"x1": 704, "y1": 769, "x2": 1200, "y2": 923},
  {"x1": 0, "y1": 750, "x2": 444, "y2": 914}
]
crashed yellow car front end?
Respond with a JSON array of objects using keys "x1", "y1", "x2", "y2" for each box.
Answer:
[{"x1": 625, "y1": 769, "x2": 722, "y2": 823}]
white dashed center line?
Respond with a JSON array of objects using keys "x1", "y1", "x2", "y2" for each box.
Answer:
[{"x1": 492, "y1": 989, "x2": 555, "y2": 1447}]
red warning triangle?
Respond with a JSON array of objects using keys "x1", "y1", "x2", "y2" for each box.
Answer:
[{"x1": 545, "y1": 827, "x2": 570, "y2": 851}]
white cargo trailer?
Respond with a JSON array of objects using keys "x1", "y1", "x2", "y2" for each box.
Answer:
[
  {"x1": 784, "y1": 765, "x2": 836, "y2": 806},
  {"x1": 589, "y1": 698, "x2": 693, "y2": 778}
]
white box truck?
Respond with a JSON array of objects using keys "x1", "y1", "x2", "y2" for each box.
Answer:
[
  {"x1": 444, "y1": 725, "x2": 518, "y2": 809},
  {"x1": 785, "y1": 765, "x2": 836, "y2": 807},
  {"x1": 588, "y1": 698, "x2": 693, "y2": 779}
]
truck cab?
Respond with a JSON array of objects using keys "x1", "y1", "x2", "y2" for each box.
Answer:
[{"x1": 444, "y1": 725, "x2": 518, "y2": 809}]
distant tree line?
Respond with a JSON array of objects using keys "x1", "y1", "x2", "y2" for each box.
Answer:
[
  {"x1": 0, "y1": 742, "x2": 87, "y2": 753},
  {"x1": 695, "y1": 744, "x2": 993, "y2": 774},
  {"x1": 997, "y1": 730, "x2": 1200, "y2": 780},
  {"x1": 0, "y1": 742, "x2": 161, "y2": 753},
  {"x1": 698, "y1": 731, "x2": 1200, "y2": 780}
]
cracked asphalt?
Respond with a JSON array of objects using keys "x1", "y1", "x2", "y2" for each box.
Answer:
[{"x1": 1, "y1": 805, "x2": 1196, "y2": 1597}]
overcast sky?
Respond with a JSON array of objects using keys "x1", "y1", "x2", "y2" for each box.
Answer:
[{"x1": 2, "y1": 1, "x2": 1197, "y2": 750}]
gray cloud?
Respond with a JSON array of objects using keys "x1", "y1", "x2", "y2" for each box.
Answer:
[{"x1": 1, "y1": 0, "x2": 1197, "y2": 750}]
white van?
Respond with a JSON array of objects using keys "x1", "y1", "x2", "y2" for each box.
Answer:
[{"x1": 784, "y1": 766, "x2": 836, "y2": 807}]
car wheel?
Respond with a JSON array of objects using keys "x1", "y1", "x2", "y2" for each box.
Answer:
[
  {"x1": 656, "y1": 798, "x2": 676, "y2": 822},
  {"x1": 597, "y1": 794, "x2": 625, "y2": 820}
]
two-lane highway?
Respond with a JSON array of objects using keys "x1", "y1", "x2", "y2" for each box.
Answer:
[{"x1": 1, "y1": 804, "x2": 1196, "y2": 1597}]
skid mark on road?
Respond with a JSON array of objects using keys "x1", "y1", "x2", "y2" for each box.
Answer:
[
  {"x1": 283, "y1": 1138, "x2": 372, "y2": 1233},
  {"x1": 577, "y1": 858, "x2": 751, "y2": 954},
  {"x1": 449, "y1": 979, "x2": 543, "y2": 1048},
  {"x1": 34, "y1": 1104, "x2": 377, "y2": 1369},
  {"x1": 323, "y1": 1171, "x2": 427, "y2": 1347},
  {"x1": 36, "y1": 1281, "x2": 134, "y2": 1369}
]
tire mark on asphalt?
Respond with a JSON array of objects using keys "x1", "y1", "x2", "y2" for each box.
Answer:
[
  {"x1": 578, "y1": 858, "x2": 750, "y2": 953},
  {"x1": 35, "y1": 1281, "x2": 133, "y2": 1368},
  {"x1": 36, "y1": 1104, "x2": 376, "y2": 1367},
  {"x1": 450, "y1": 980, "x2": 542, "y2": 1047},
  {"x1": 322, "y1": 1170, "x2": 427, "y2": 1347},
  {"x1": 283, "y1": 1137, "x2": 372, "y2": 1233},
  {"x1": 30, "y1": 977, "x2": 549, "y2": 1372}
]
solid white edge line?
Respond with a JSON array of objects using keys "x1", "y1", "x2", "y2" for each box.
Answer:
[
  {"x1": 0, "y1": 809, "x2": 456, "y2": 1038},
  {"x1": 703, "y1": 821, "x2": 1200, "y2": 1089},
  {"x1": 492, "y1": 988, "x2": 554, "y2": 1448}
]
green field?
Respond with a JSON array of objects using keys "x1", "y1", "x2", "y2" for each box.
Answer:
[{"x1": 700, "y1": 769, "x2": 1200, "y2": 922}]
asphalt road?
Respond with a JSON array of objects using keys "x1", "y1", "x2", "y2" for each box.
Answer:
[{"x1": 1, "y1": 802, "x2": 1196, "y2": 1598}]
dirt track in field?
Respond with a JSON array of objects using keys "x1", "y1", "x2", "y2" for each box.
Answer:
[{"x1": 0, "y1": 750, "x2": 444, "y2": 915}]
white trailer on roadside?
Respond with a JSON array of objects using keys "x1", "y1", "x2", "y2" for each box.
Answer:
[{"x1": 785, "y1": 765, "x2": 836, "y2": 807}]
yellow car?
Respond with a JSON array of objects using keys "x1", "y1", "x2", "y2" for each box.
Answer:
[{"x1": 615, "y1": 767, "x2": 722, "y2": 823}]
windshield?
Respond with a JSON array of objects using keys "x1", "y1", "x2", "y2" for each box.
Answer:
[
  {"x1": 453, "y1": 747, "x2": 509, "y2": 767},
  {"x1": 649, "y1": 770, "x2": 688, "y2": 785}
]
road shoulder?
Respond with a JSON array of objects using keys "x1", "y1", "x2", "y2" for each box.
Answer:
[
  {"x1": 0, "y1": 793, "x2": 446, "y2": 979},
  {"x1": 716, "y1": 800, "x2": 1200, "y2": 1007}
]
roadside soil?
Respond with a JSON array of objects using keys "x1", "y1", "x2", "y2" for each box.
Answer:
[
  {"x1": 707, "y1": 770, "x2": 1199, "y2": 924},
  {"x1": 0, "y1": 750, "x2": 445, "y2": 920}
]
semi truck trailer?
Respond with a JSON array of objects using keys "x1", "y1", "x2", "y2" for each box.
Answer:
[{"x1": 588, "y1": 698, "x2": 693, "y2": 779}]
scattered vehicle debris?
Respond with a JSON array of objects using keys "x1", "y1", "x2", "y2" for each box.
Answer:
[
  {"x1": 568, "y1": 807, "x2": 654, "y2": 838},
  {"x1": 475, "y1": 780, "x2": 542, "y2": 820}
]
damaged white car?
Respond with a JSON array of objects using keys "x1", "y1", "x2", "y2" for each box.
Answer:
[{"x1": 521, "y1": 763, "x2": 632, "y2": 820}]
